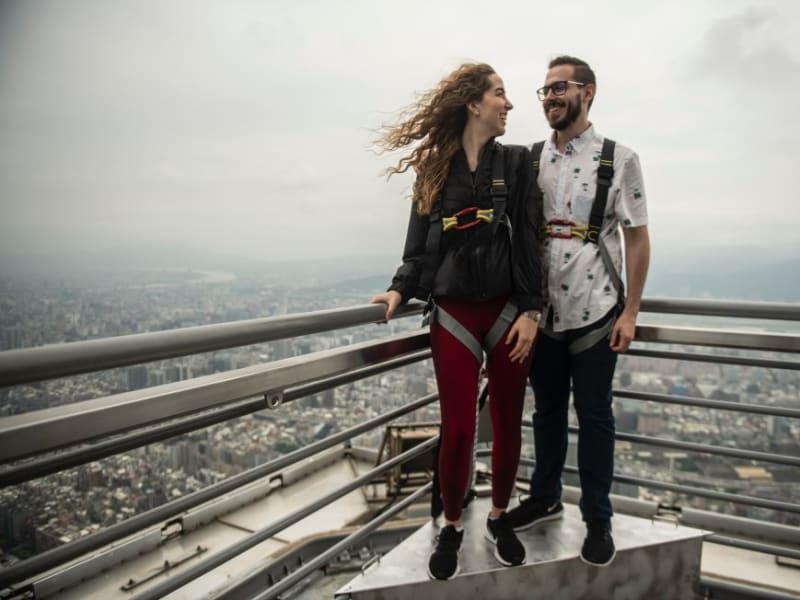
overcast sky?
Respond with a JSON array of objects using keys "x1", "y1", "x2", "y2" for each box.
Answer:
[{"x1": 1, "y1": 0, "x2": 799, "y2": 269}]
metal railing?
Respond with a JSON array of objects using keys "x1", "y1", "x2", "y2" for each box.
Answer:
[
  {"x1": 0, "y1": 303, "x2": 425, "y2": 388},
  {"x1": 0, "y1": 329, "x2": 430, "y2": 463},
  {"x1": 0, "y1": 297, "x2": 799, "y2": 599}
]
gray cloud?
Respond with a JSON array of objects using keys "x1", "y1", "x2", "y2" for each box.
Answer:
[
  {"x1": 1, "y1": 0, "x2": 799, "y2": 267},
  {"x1": 684, "y1": 7, "x2": 800, "y2": 84}
]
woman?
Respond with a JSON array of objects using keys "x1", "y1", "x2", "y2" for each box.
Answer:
[{"x1": 371, "y1": 63, "x2": 543, "y2": 580}]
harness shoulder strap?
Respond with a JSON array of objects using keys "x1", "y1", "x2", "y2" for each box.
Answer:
[
  {"x1": 489, "y1": 142, "x2": 508, "y2": 235},
  {"x1": 586, "y1": 138, "x2": 615, "y2": 244},
  {"x1": 598, "y1": 235, "x2": 626, "y2": 312},
  {"x1": 530, "y1": 141, "x2": 546, "y2": 210},
  {"x1": 531, "y1": 141, "x2": 545, "y2": 179},
  {"x1": 589, "y1": 137, "x2": 626, "y2": 311}
]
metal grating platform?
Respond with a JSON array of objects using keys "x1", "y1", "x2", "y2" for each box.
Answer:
[{"x1": 336, "y1": 498, "x2": 706, "y2": 600}]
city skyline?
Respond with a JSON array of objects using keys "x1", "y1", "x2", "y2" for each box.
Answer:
[{"x1": 1, "y1": 270, "x2": 797, "y2": 567}]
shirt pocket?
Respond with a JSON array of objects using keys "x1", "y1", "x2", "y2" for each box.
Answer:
[{"x1": 571, "y1": 194, "x2": 593, "y2": 224}]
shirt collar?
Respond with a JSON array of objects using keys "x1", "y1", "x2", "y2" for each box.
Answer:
[{"x1": 547, "y1": 124, "x2": 598, "y2": 156}]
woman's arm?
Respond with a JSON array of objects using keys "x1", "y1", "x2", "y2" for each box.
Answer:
[
  {"x1": 370, "y1": 201, "x2": 429, "y2": 320},
  {"x1": 503, "y1": 145, "x2": 544, "y2": 362},
  {"x1": 509, "y1": 145, "x2": 544, "y2": 313}
]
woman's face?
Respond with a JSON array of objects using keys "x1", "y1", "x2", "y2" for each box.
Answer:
[{"x1": 472, "y1": 73, "x2": 514, "y2": 136}]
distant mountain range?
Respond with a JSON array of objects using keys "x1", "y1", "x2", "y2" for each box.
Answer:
[
  {"x1": 644, "y1": 245, "x2": 799, "y2": 302},
  {"x1": 1, "y1": 243, "x2": 798, "y2": 302},
  {"x1": 646, "y1": 262, "x2": 800, "y2": 302}
]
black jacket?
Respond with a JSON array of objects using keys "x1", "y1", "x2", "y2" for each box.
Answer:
[{"x1": 388, "y1": 142, "x2": 543, "y2": 312}]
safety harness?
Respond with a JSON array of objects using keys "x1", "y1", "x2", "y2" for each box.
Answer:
[
  {"x1": 425, "y1": 298, "x2": 518, "y2": 364},
  {"x1": 531, "y1": 137, "x2": 626, "y2": 355},
  {"x1": 419, "y1": 143, "x2": 518, "y2": 364},
  {"x1": 418, "y1": 142, "x2": 511, "y2": 299}
]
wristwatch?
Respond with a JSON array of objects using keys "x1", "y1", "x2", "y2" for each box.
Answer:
[{"x1": 522, "y1": 310, "x2": 542, "y2": 322}]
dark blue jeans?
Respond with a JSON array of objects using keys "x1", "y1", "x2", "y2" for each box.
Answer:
[{"x1": 528, "y1": 311, "x2": 618, "y2": 522}]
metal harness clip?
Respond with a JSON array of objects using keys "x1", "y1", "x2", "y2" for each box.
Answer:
[{"x1": 442, "y1": 207, "x2": 494, "y2": 231}]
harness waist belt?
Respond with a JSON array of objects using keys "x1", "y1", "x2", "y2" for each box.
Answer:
[{"x1": 543, "y1": 219, "x2": 588, "y2": 240}]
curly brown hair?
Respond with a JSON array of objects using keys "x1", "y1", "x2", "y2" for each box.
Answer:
[{"x1": 376, "y1": 63, "x2": 496, "y2": 215}]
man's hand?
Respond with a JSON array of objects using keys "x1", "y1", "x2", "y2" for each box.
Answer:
[
  {"x1": 609, "y1": 311, "x2": 636, "y2": 352},
  {"x1": 612, "y1": 224, "x2": 649, "y2": 353},
  {"x1": 370, "y1": 290, "x2": 402, "y2": 321}
]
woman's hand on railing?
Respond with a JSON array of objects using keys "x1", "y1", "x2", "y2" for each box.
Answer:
[{"x1": 370, "y1": 291, "x2": 402, "y2": 321}]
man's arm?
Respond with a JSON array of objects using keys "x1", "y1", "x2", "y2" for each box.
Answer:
[{"x1": 610, "y1": 224, "x2": 650, "y2": 352}]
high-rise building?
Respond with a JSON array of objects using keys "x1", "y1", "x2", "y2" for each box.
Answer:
[
  {"x1": 0, "y1": 326, "x2": 23, "y2": 350},
  {"x1": 127, "y1": 366, "x2": 148, "y2": 390}
]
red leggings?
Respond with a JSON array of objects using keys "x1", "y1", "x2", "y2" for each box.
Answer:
[{"x1": 430, "y1": 296, "x2": 533, "y2": 522}]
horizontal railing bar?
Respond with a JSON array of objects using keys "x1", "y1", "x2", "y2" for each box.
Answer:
[
  {"x1": 0, "y1": 349, "x2": 431, "y2": 487},
  {"x1": 610, "y1": 471, "x2": 800, "y2": 515},
  {"x1": 641, "y1": 297, "x2": 800, "y2": 321},
  {"x1": 1, "y1": 298, "x2": 796, "y2": 391},
  {"x1": 257, "y1": 483, "x2": 433, "y2": 600},
  {"x1": 613, "y1": 389, "x2": 800, "y2": 419},
  {"x1": 133, "y1": 438, "x2": 438, "y2": 600},
  {"x1": 626, "y1": 348, "x2": 800, "y2": 371},
  {"x1": 705, "y1": 534, "x2": 800, "y2": 561},
  {"x1": 634, "y1": 324, "x2": 800, "y2": 353},
  {"x1": 514, "y1": 457, "x2": 800, "y2": 515},
  {"x1": 281, "y1": 349, "x2": 431, "y2": 402},
  {"x1": 607, "y1": 428, "x2": 800, "y2": 467},
  {"x1": 681, "y1": 505, "x2": 800, "y2": 547},
  {"x1": 0, "y1": 330, "x2": 430, "y2": 463},
  {"x1": 700, "y1": 575, "x2": 800, "y2": 600},
  {"x1": 0, "y1": 302, "x2": 425, "y2": 388},
  {"x1": 0, "y1": 393, "x2": 438, "y2": 590},
  {"x1": 520, "y1": 423, "x2": 800, "y2": 467},
  {"x1": 0, "y1": 397, "x2": 266, "y2": 488}
]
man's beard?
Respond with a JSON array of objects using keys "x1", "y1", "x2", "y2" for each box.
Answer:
[{"x1": 547, "y1": 95, "x2": 582, "y2": 131}]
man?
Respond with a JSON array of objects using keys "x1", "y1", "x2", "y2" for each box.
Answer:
[{"x1": 506, "y1": 56, "x2": 650, "y2": 566}]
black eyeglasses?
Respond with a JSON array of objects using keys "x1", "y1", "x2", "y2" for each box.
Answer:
[{"x1": 536, "y1": 80, "x2": 585, "y2": 101}]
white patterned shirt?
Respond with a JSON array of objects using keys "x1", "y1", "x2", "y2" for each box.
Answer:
[{"x1": 537, "y1": 125, "x2": 648, "y2": 331}]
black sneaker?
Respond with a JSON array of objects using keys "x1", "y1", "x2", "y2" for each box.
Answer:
[
  {"x1": 485, "y1": 513, "x2": 526, "y2": 567},
  {"x1": 505, "y1": 496, "x2": 564, "y2": 532},
  {"x1": 580, "y1": 520, "x2": 616, "y2": 566},
  {"x1": 427, "y1": 525, "x2": 464, "y2": 580}
]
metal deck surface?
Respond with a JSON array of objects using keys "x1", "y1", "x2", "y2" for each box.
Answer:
[
  {"x1": 336, "y1": 498, "x2": 707, "y2": 600},
  {"x1": 50, "y1": 455, "x2": 376, "y2": 600}
]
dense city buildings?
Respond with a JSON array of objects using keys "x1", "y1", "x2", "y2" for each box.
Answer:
[{"x1": 0, "y1": 267, "x2": 798, "y2": 565}]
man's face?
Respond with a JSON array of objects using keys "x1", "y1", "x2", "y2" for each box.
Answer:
[{"x1": 541, "y1": 65, "x2": 584, "y2": 131}]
